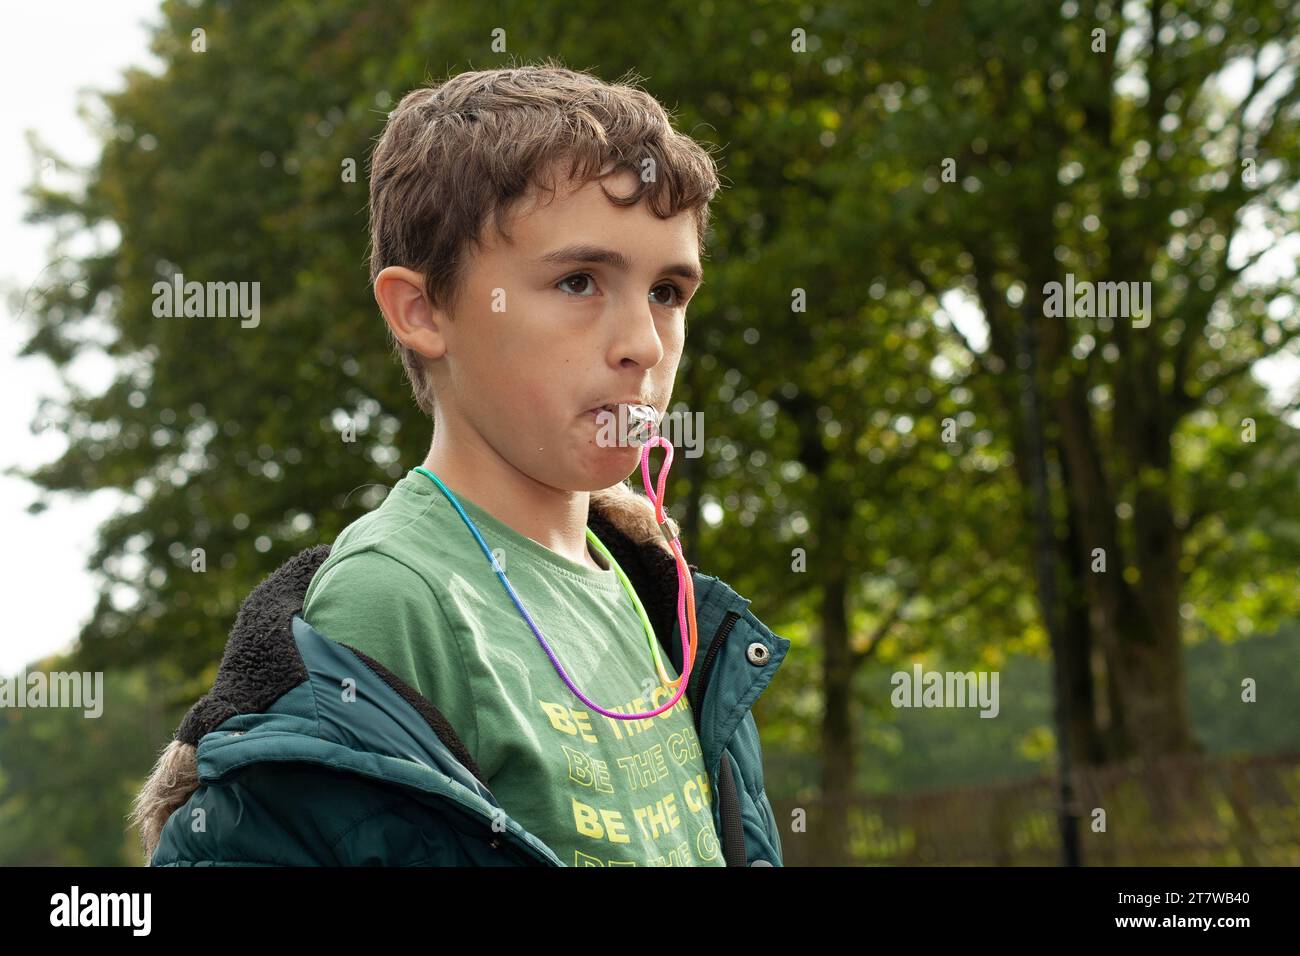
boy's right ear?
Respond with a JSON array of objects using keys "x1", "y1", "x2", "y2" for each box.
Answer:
[{"x1": 374, "y1": 266, "x2": 448, "y2": 360}]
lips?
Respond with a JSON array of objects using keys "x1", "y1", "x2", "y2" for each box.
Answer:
[{"x1": 587, "y1": 398, "x2": 655, "y2": 413}]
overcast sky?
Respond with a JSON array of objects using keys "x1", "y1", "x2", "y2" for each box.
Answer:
[
  {"x1": 2, "y1": 1, "x2": 160, "y2": 674},
  {"x1": 1, "y1": 5, "x2": 1295, "y2": 678}
]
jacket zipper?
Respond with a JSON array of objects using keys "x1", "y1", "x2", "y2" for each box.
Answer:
[
  {"x1": 688, "y1": 609, "x2": 747, "y2": 865},
  {"x1": 689, "y1": 610, "x2": 740, "y2": 713}
]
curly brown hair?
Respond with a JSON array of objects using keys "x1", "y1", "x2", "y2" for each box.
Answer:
[{"x1": 367, "y1": 58, "x2": 722, "y2": 418}]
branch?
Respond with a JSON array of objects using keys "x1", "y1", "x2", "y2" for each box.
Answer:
[
  {"x1": 896, "y1": 249, "x2": 991, "y2": 375},
  {"x1": 923, "y1": 568, "x2": 1003, "y2": 623},
  {"x1": 869, "y1": 567, "x2": 1006, "y2": 658},
  {"x1": 1171, "y1": 224, "x2": 1282, "y2": 407},
  {"x1": 1178, "y1": 322, "x2": 1300, "y2": 415},
  {"x1": 853, "y1": 591, "x2": 914, "y2": 663},
  {"x1": 1146, "y1": 0, "x2": 1166, "y2": 147},
  {"x1": 1229, "y1": 52, "x2": 1296, "y2": 167}
]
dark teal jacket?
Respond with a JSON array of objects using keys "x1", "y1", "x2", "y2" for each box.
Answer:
[{"x1": 143, "y1": 499, "x2": 791, "y2": 866}]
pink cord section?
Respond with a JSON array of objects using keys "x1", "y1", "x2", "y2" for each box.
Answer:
[
  {"x1": 640, "y1": 435, "x2": 695, "y2": 696},
  {"x1": 523, "y1": 436, "x2": 693, "y2": 721},
  {"x1": 575, "y1": 435, "x2": 694, "y2": 719}
]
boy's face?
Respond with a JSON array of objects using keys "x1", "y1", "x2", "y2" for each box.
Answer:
[{"x1": 420, "y1": 166, "x2": 703, "y2": 492}]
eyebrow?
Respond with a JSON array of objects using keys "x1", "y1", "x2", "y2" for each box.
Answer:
[{"x1": 537, "y1": 243, "x2": 704, "y2": 286}]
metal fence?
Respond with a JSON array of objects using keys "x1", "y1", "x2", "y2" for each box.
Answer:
[{"x1": 770, "y1": 750, "x2": 1300, "y2": 866}]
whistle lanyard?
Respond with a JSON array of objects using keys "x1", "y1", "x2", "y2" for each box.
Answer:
[{"x1": 412, "y1": 436, "x2": 699, "y2": 721}]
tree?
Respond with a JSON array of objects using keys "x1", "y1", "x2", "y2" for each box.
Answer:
[{"x1": 859, "y1": 0, "x2": 1300, "y2": 763}]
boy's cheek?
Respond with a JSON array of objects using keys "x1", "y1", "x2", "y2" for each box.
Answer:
[{"x1": 511, "y1": 378, "x2": 572, "y2": 421}]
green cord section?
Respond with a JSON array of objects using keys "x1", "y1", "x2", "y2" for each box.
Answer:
[
  {"x1": 585, "y1": 526, "x2": 671, "y2": 679},
  {"x1": 411, "y1": 464, "x2": 675, "y2": 686}
]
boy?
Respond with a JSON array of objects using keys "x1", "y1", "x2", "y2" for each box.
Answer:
[{"x1": 135, "y1": 63, "x2": 789, "y2": 867}]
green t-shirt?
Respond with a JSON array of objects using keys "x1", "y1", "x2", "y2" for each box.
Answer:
[{"x1": 302, "y1": 470, "x2": 722, "y2": 867}]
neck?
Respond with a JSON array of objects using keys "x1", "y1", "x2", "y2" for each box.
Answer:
[{"x1": 420, "y1": 420, "x2": 599, "y2": 571}]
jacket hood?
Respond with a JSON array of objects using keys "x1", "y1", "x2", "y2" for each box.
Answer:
[{"x1": 131, "y1": 486, "x2": 697, "y2": 861}]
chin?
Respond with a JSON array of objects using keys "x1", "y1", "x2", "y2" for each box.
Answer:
[{"x1": 573, "y1": 454, "x2": 642, "y2": 492}]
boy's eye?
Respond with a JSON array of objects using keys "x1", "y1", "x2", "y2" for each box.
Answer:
[
  {"x1": 558, "y1": 273, "x2": 597, "y2": 296},
  {"x1": 650, "y1": 282, "x2": 686, "y2": 307},
  {"x1": 557, "y1": 272, "x2": 688, "y2": 308}
]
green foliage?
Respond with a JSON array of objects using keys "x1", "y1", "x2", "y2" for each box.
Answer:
[{"x1": 0, "y1": 659, "x2": 183, "y2": 865}]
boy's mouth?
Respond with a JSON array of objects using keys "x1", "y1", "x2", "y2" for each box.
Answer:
[
  {"x1": 585, "y1": 402, "x2": 661, "y2": 445},
  {"x1": 586, "y1": 401, "x2": 654, "y2": 417},
  {"x1": 587, "y1": 404, "x2": 627, "y2": 425}
]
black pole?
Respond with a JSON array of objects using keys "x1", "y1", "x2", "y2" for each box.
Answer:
[{"x1": 1016, "y1": 307, "x2": 1081, "y2": 867}]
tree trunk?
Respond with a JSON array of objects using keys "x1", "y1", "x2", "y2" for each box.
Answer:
[
  {"x1": 1056, "y1": 462, "x2": 1108, "y2": 767},
  {"x1": 1115, "y1": 486, "x2": 1198, "y2": 756},
  {"x1": 819, "y1": 560, "x2": 854, "y2": 865}
]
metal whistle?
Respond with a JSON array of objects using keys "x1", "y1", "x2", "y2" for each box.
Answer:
[
  {"x1": 621, "y1": 403, "x2": 660, "y2": 446},
  {"x1": 596, "y1": 402, "x2": 661, "y2": 447}
]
